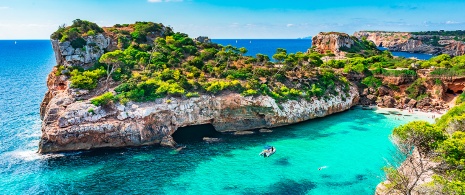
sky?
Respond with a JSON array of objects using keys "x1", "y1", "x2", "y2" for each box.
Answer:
[{"x1": 0, "y1": 0, "x2": 465, "y2": 39}]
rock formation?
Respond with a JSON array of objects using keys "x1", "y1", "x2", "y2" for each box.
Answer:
[
  {"x1": 39, "y1": 30, "x2": 360, "y2": 153},
  {"x1": 51, "y1": 34, "x2": 111, "y2": 67},
  {"x1": 354, "y1": 31, "x2": 465, "y2": 56},
  {"x1": 311, "y1": 32, "x2": 355, "y2": 55},
  {"x1": 39, "y1": 66, "x2": 359, "y2": 152}
]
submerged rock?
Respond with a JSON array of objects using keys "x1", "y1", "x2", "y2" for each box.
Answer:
[
  {"x1": 259, "y1": 129, "x2": 273, "y2": 133},
  {"x1": 233, "y1": 131, "x2": 255, "y2": 135},
  {"x1": 202, "y1": 137, "x2": 222, "y2": 142}
]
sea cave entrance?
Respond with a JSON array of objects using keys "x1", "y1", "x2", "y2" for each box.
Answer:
[
  {"x1": 172, "y1": 124, "x2": 221, "y2": 143},
  {"x1": 446, "y1": 89, "x2": 455, "y2": 94},
  {"x1": 446, "y1": 88, "x2": 463, "y2": 95}
]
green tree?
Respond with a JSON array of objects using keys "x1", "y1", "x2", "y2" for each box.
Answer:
[{"x1": 99, "y1": 50, "x2": 124, "y2": 90}]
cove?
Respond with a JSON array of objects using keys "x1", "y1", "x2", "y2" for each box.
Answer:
[{"x1": 1, "y1": 106, "x2": 434, "y2": 194}]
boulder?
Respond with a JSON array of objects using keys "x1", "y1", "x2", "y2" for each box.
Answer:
[
  {"x1": 382, "y1": 96, "x2": 396, "y2": 108},
  {"x1": 362, "y1": 88, "x2": 369, "y2": 96},
  {"x1": 407, "y1": 99, "x2": 417, "y2": 108},
  {"x1": 416, "y1": 98, "x2": 431, "y2": 108},
  {"x1": 378, "y1": 86, "x2": 390, "y2": 96},
  {"x1": 402, "y1": 97, "x2": 411, "y2": 105}
]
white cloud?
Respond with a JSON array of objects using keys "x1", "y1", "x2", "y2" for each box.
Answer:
[
  {"x1": 148, "y1": 0, "x2": 182, "y2": 2},
  {"x1": 0, "y1": 6, "x2": 10, "y2": 9},
  {"x1": 286, "y1": 24, "x2": 294, "y2": 27},
  {"x1": 445, "y1": 20, "x2": 460, "y2": 24}
]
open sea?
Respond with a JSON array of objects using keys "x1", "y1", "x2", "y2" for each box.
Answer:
[{"x1": 0, "y1": 40, "x2": 434, "y2": 194}]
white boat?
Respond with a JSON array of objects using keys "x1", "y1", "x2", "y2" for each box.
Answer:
[{"x1": 259, "y1": 146, "x2": 276, "y2": 157}]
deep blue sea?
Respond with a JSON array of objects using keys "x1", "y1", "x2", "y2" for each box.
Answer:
[{"x1": 0, "y1": 40, "x2": 434, "y2": 194}]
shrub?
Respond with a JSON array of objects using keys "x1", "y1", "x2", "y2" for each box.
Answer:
[
  {"x1": 70, "y1": 68, "x2": 106, "y2": 90},
  {"x1": 405, "y1": 78, "x2": 427, "y2": 100},
  {"x1": 388, "y1": 83, "x2": 400, "y2": 91},
  {"x1": 88, "y1": 108, "x2": 95, "y2": 114},
  {"x1": 87, "y1": 30, "x2": 96, "y2": 36},
  {"x1": 186, "y1": 92, "x2": 200, "y2": 98},
  {"x1": 361, "y1": 76, "x2": 382, "y2": 88},
  {"x1": 91, "y1": 92, "x2": 114, "y2": 106},
  {"x1": 242, "y1": 89, "x2": 258, "y2": 96},
  {"x1": 456, "y1": 92, "x2": 465, "y2": 105},
  {"x1": 71, "y1": 37, "x2": 87, "y2": 48}
]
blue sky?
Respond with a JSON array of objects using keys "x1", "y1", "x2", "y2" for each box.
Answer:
[{"x1": 0, "y1": 0, "x2": 464, "y2": 39}]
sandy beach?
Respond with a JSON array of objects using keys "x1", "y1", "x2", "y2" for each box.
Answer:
[{"x1": 357, "y1": 106, "x2": 446, "y2": 124}]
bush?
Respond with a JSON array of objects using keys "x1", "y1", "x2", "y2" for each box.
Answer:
[
  {"x1": 242, "y1": 89, "x2": 258, "y2": 96},
  {"x1": 87, "y1": 30, "x2": 96, "y2": 36},
  {"x1": 361, "y1": 76, "x2": 382, "y2": 88},
  {"x1": 71, "y1": 37, "x2": 87, "y2": 48},
  {"x1": 91, "y1": 92, "x2": 114, "y2": 106},
  {"x1": 186, "y1": 92, "x2": 199, "y2": 98},
  {"x1": 70, "y1": 68, "x2": 106, "y2": 89},
  {"x1": 203, "y1": 80, "x2": 243, "y2": 94},
  {"x1": 405, "y1": 78, "x2": 427, "y2": 100},
  {"x1": 456, "y1": 92, "x2": 465, "y2": 105}
]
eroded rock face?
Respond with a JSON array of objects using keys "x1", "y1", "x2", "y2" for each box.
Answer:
[
  {"x1": 353, "y1": 31, "x2": 411, "y2": 48},
  {"x1": 354, "y1": 31, "x2": 465, "y2": 56},
  {"x1": 51, "y1": 34, "x2": 112, "y2": 67},
  {"x1": 311, "y1": 32, "x2": 354, "y2": 55},
  {"x1": 39, "y1": 85, "x2": 360, "y2": 153}
]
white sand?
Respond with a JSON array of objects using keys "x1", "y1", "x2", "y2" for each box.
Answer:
[{"x1": 359, "y1": 106, "x2": 446, "y2": 124}]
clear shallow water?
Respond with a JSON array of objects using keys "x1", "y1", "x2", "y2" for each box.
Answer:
[{"x1": 0, "y1": 40, "x2": 435, "y2": 194}]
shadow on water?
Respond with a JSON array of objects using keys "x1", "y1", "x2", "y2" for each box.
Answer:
[
  {"x1": 242, "y1": 179, "x2": 317, "y2": 195},
  {"x1": 274, "y1": 157, "x2": 291, "y2": 166}
]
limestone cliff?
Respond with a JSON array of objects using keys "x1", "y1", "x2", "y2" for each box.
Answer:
[
  {"x1": 354, "y1": 31, "x2": 465, "y2": 56},
  {"x1": 51, "y1": 34, "x2": 111, "y2": 67},
  {"x1": 311, "y1": 32, "x2": 355, "y2": 55},
  {"x1": 39, "y1": 28, "x2": 360, "y2": 153},
  {"x1": 311, "y1": 32, "x2": 379, "y2": 57},
  {"x1": 39, "y1": 74, "x2": 359, "y2": 153}
]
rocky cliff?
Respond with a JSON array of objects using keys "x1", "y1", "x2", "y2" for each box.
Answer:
[
  {"x1": 354, "y1": 31, "x2": 465, "y2": 56},
  {"x1": 39, "y1": 29, "x2": 360, "y2": 153},
  {"x1": 311, "y1": 32, "x2": 355, "y2": 55},
  {"x1": 51, "y1": 34, "x2": 111, "y2": 67},
  {"x1": 39, "y1": 68, "x2": 359, "y2": 152}
]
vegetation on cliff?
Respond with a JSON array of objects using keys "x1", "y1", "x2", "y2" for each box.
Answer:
[
  {"x1": 53, "y1": 20, "x2": 355, "y2": 104},
  {"x1": 383, "y1": 104, "x2": 465, "y2": 194},
  {"x1": 51, "y1": 19, "x2": 104, "y2": 46},
  {"x1": 52, "y1": 20, "x2": 465, "y2": 107}
]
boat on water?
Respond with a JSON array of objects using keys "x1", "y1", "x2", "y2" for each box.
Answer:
[{"x1": 259, "y1": 146, "x2": 276, "y2": 157}]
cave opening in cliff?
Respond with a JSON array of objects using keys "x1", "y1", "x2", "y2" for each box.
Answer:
[
  {"x1": 446, "y1": 89, "x2": 455, "y2": 94},
  {"x1": 172, "y1": 124, "x2": 221, "y2": 143}
]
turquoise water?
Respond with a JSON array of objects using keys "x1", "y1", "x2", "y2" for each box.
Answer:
[{"x1": 0, "y1": 40, "x2": 434, "y2": 194}]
